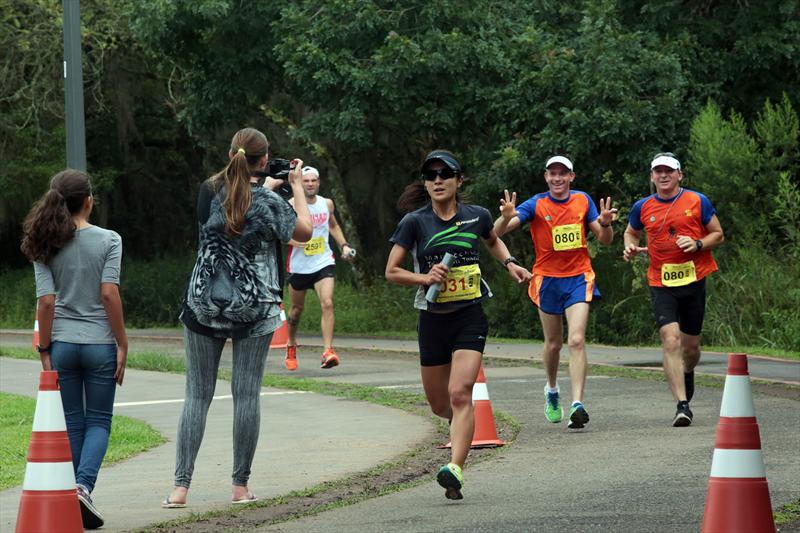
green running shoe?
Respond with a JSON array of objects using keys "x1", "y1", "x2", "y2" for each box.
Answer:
[
  {"x1": 544, "y1": 387, "x2": 563, "y2": 423},
  {"x1": 436, "y1": 463, "x2": 463, "y2": 500},
  {"x1": 568, "y1": 402, "x2": 590, "y2": 429}
]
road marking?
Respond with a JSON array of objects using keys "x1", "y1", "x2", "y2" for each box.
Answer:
[{"x1": 114, "y1": 390, "x2": 308, "y2": 407}]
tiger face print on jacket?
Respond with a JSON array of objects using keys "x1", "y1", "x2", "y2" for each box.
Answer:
[{"x1": 185, "y1": 185, "x2": 296, "y2": 334}]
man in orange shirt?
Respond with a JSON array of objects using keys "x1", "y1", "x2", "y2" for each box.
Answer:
[
  {"x1": 495, "y1": 156, "x2": 616, "y2": 429},
  {"x1": 624, "y1": 152, "x2": 724, "y2": 427}
]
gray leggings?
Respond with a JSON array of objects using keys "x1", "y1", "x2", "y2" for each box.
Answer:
[{"x1": 174, "y1": 327, "x2": 272, "y2": 488}]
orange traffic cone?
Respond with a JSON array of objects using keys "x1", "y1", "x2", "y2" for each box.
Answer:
[
  {"x1": 16, "y1": 371, "x2": 82, "y2": 533},
  {"x1": 701, "y1": 353, "x2": 776, "y2": 533},
  {"x1": 439, "y1": 365, "x2": 505, "y2": 449},
  {"x1": 270, "y1": 304, "x2": 288, "y2": 349}
]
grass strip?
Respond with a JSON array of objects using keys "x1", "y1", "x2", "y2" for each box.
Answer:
[{"x1": 0, "y1": 391, "x2": 164, "y2": 491}]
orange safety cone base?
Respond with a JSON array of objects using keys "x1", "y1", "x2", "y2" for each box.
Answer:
[
  {"x1": 702, "y1": 478, "x2": 775, "y2": 533},
  {"x1": 16, "y1": 489, "x2": 82, "y2": 533},
  {"x1": 471, "y1": 401, "x2": 504, "y2": 447}
]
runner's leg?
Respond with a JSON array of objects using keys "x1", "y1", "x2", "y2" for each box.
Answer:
[
  {"x1": 564, "y1": 303, "x2": 590, "y2": 403},
  {"x1": 314, "y1": 276, "x2": 336, "y2": 349},
  {"x1": 538, "y1": 310, "x2": 563, "y2": 388},
  {"x1": 448, "y1": 349, "x2": 482, "y2": 467},
  {"x1": 287, "y1": 285, "x2": 307, "y2": 346}
]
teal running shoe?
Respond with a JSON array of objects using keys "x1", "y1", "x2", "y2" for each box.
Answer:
[
  {"x1": 436, "y1": 463, "x2": 463, "y2": 500},
  {"x1": 568, "y1": 402, "x2": 590, "y2": 429},
  {"x1": 544, "y1": 387, "x2": 563, "y2": 423}
]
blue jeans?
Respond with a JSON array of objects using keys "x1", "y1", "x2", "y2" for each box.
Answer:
[{"x1": 51, "y1": 341, "x2": 117, "y2": 493}]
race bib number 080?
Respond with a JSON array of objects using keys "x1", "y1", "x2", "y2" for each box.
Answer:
[
  {"x1": 304, "y1": 237, "x2": 326, "y2": 256},
  {"x1": 661, "y1": 261, "x2": 697, "y2": 287},
  {"x1": 552, "y1": 223, "x2": 582, "y2": 251},
  {"x1": 436, "y1": 264, "x2": 482, "y2": 303}
]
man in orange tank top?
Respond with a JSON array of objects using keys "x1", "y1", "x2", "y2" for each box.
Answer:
[{"x1": 623, "y1": 152, "x2": 725, "y2": 427}]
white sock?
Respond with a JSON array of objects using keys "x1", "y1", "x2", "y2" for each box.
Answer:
[
  {"x1": 545, "y1": 384, "x2": 559, "y2": 394},
  {"x1": 572, "y1": 400, "x2": 583, "y2": 407}
]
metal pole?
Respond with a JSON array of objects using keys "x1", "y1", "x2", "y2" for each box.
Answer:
[{"x1": 63, "y1": 0, "x2": 86, "y2": 171}]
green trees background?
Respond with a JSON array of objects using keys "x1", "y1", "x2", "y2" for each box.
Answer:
[{"x1": 1, "y1": 0, "x2": 798, "y2": 351}]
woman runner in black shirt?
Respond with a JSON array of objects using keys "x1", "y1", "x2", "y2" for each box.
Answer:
[{"x1": 385, "y1": 150, "x2": 531, "y2": 499}]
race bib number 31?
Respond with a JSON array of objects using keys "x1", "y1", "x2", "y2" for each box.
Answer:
[
  {"x1": 436, "y1": 264, "x2": 482, "y2": 303},
  {"x1": 552, "y1": 223, "x2": 582, "y2": 251},
  {"x1": 304, "y1": 237, "x2": 326, "y2": 256},
  {"x1": 661, "y1": 261, "x2": 697, "y2": 287}
]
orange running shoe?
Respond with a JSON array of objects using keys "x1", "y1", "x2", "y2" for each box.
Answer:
[
  {"x1": 285, "y1": 345, "x2": 298, "y2": 371},
  {"x1": 320, "y1": 347, "x2": 339, "y2": 369}
]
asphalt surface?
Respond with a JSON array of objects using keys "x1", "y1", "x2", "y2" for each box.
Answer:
[{"x1": 0, "y1": 330, "x2": 798, "y2": 532}]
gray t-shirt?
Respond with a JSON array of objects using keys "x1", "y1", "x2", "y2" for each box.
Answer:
[{"x1": 34, "y1": 226, "x2": 122, "y2": 344}]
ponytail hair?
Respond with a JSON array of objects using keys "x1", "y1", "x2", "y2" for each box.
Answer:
[
  {"x1": 21, "y1": 169, "x2": 92, "y2": 263},
  {"x1": 210, "y1": 127, "x2": 269, "y2": 237}
]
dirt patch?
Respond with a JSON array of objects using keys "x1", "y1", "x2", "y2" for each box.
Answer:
[{"x1": 140, "y1": 419, "x2": 516, "y2": 532}]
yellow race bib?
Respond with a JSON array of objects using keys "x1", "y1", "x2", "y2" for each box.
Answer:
[
  {"x1": 436, "y1": 264, "x2": 482, "y2": 303},
  {"x1": 304, "y1": 236, "x2": 326, "y2": 256},
  {"x1": 661, "y1": 261, "x2": 697, "y2": 287},
  {"x1": 552, "y1": 223, "x2": 582, "y2": 251}
]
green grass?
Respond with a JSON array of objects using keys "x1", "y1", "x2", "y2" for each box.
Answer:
[
  {"x1": 775, "y1": 498, "x2": 800, "y2": 525},
  {"x1": 0, "y1": 391, "x2": 165, "y2": 491}
]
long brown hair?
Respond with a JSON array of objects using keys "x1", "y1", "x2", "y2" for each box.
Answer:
[
  {"x1": 21, "y1": 169, "x2": 92, "y2": 263},
  {"x1": 210, "y1": 127, "x2": 269, "y2": 237},
  {"x1": 397, "y1": 149, "x2": 467, "y2": 213}
]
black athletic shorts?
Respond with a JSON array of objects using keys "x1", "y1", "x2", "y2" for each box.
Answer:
[
  {"x1": 649, "y1": 278, "x2": 707, "y2": 336},
  {"x1": 287, "y1": 265, "x2": 336, "y2": 291},
  {"x1": 417, "y1": 303, "x2": 488, "y2": 367}
]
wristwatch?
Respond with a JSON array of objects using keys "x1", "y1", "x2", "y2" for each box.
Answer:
[
  {"x1": 695, "y1": 239, "x2": 703, "y2": 251},
  {"x1": 36, "y1": 344, "x2": 52, "y2": 354},
  {"x1": 503, "y1": 256, "x2": 520, "y2": 267}
]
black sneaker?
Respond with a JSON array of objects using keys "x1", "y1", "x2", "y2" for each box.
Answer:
[
  {"x1": 684, "y1": 371, "x2": 695, "y2": 403},
  {"x1": 76, "y1": 484, "x2": 104, "y2": 530},
  {"x1": 672, "y1": 401, "x2": 693, "y2": 427}
]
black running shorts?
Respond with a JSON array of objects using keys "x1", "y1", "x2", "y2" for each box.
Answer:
[
  {"x1": 288, "y1": 265, "x2": 336, "y2": 291},
  {"x1": 417, "y1": 303, "x2": 488, "y2": 367},
  {"x1": 649, "y1": 278, "x2": 707, "y2": 336}
]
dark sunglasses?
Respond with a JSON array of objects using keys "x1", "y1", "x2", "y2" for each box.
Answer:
[{"x1": 421, "y1": 167, "x2": 459, "y2": 181}]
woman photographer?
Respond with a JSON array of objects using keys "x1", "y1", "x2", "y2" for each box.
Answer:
[
  {"x1": 163, "y1": 127, "x2": 311, "y2": 507},
  {"x1": 385, "y1": 150, "x2": 531, "y2": 500}
]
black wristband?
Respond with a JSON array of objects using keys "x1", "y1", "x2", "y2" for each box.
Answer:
[
  {"x1": 503, "y1": 256, "x2": 520, "y2": 267},
  {"x1": 341, "y1": 242, "x2": 351, "y2": 249},
  {"x1": 695, "y1": 239, "x2": 703, "y2": 251},
  {"x1": 36, "y1": 344, "x2": 52, "y2": 354},
  {"x1": 600, "y1": 221, "x2": 612, "y2": 228}
]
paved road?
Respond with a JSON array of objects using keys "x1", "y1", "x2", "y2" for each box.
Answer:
[
  {"x1": 3, "y1": 329, "x2": 798, "y2": 384},
  {"x1": 1, "y1": 331, "x2": 798, "y2": 532}
]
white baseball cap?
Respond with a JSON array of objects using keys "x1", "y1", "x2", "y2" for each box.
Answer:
[
  {"x1": 545, "y1": 156, "x2": 574, "y2": 171},
  {"x1": 650, "y1": 155, "x2": 681, "y2": 170},
  {"x1": 302, "y1": 166, "x2": 319, "y2": 177}
]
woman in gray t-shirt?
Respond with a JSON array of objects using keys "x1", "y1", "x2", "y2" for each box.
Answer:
[{"x1": 21, "y1": 169, "x2": 128, "y2": 530}]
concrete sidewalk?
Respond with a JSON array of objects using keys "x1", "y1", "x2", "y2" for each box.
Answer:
[
  {"x1": 6, "y1": 329, "x2": 795, "y2": 384},
  {"x1": 0, "y1": 357, "x2": 435, "y2": 532}
]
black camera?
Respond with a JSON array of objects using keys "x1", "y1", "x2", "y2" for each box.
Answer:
[
  {"x1": 268, "y1": 158, "x2": 292, "y2": 180},
  {"x1": 255, "y1": 158, "x2": 294, "y2": 199}
]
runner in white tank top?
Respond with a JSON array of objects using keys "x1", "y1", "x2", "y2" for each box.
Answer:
[
  {"x1": 287, "y1": 194, "x2": 336, "y2": 273},
  {"x1": 286, "y1": 166, "x2": 356, "y2": 370}
]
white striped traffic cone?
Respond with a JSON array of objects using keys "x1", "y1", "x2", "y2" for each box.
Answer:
[
  {"x1": 701, "y1": 353, "x2": 776, "y2": 533},
  {"x1": 270, "y1": 304, "x2": 288, "y2": 349},
  {"x1": 15, "y1": 371, "x2": 82, "y2": 533},
  {"x1": 439, "y1": 364, "x2": 505, "y2": 449},
  {"x1": 31, "y1": 319, "x2": 39, "y2": 352}
]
